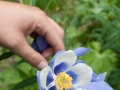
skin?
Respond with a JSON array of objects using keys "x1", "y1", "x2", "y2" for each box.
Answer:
[{"x1": 0, "y1": 1, "x2": 65, "y2": 70}]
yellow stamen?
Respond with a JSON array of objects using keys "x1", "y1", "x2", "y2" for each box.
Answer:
[{"x1": 55, "y1": 72, "x2": 72, "y2": 90}]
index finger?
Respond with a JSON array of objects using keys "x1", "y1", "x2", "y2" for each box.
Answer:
[{"x1": 35, "y1": 14, "x2": 65, "y2": 52}]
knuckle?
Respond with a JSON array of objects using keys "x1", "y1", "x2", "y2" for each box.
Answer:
[
  {"x1": 36, "y1": 22, "x2": 46, "y2": 35},
  {"x1": 32, "y1": 7, "x2": 47, "y2": 18},
  {"x1": 40, "y1": 11, "x2": 47, "y2": 17}
]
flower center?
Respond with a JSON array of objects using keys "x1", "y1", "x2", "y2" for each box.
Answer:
[{"x1": 55, "y1": 72, "x2": 72, "y2": 90}]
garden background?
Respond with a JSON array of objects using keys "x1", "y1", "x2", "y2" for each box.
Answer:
[{"x1": 0, "y1": 0, "x2": 120, "y2": 90}]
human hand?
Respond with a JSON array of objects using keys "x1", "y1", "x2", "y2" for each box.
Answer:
[{"x1": 0, "y1": 1, "x2": 64, "y2": 70}]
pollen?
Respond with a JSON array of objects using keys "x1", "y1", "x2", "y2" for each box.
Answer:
[{"x1": 55, "y1": 72, "x2": 73, "y2": 90}]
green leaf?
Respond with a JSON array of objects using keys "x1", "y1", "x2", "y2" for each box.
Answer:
[
  {"x1": 80, "y1": 42, "x2": 118, "y2": 77},
  {"x1": 44, "y1": 0, "x2": 53, "y2": 11},
  {"x1": 0, "y1": 52, "x2": 14, "y2": 61},
  {"x1": 13, "y1": 60, "x2": 25, "y2": 67},
  {"x1": 30, "y1": 0, "x2": 36, "y2": 6},
  {"x1": 11, "y1": 76, "x2": 37, "y2": 90},
  {"x1": 19, "y1": 0, "x2": 36, "y2": 6},
  {"x1": 19, "y1": 0, "x2": 30, "y2": 5},
  {"x1": 0, "y1": 67, "x2": 22, "y2": 89},
  {"x1": 36, "y1": 0, "x2": 58, "y2": 11}
]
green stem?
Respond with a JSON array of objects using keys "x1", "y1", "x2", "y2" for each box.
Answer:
[
  {"x1": 45, "y1": 0, "x2": 53, "y2": 12},
  {"x1": 19, "y1": 0, "x2": 23, "y2": 4}
]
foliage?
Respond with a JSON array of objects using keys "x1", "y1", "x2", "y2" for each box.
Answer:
[
  {"x1": 0, "y1": 0, "x2": 120, "y2": 90},
  {"x1": 80, "y1": 41, "x2": 117, "y2": 77}
]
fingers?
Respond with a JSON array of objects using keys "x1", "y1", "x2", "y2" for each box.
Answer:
[
  {"x1": 9, "y1": 36, "x2": 48, "y2": 70},
  {"x1": 35, "y1": 15, "x2": 65, "y2": 53},
  {"x1": 47, "y1": 17, "x2": 64, "y2": 39},
  {"x1": 41, "y1": 48, "x2": 54, "y2": 58}
]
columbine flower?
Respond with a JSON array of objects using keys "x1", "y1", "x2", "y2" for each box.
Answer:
[
  {"x1": 32, "y1": 36, "x2": 113, "y2": 90},
  {"x1": 36, "y1": 48, "x2": 92, "y2": 90},
  {"x1": 36, "y1": 48, "x2": 113, "y2": 90}
]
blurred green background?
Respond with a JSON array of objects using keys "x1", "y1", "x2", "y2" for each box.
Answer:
[{"x1": 0, "y1": 0, "x2": 120, "y2": 90}]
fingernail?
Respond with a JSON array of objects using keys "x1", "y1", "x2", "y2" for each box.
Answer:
[{"x1": 37, "y1": 61, "x2": 48, "y2": 70}]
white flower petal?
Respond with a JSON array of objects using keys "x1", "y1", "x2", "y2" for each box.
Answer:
[
  {"x1": 54, "y1": 50, "x2": 77, "y2": 70},
  {"x1": 76, "y1": 88, "x2": 83, "y2": 90},
  {"x1": 67, "y1": 63, "x2": 92, "y2": 86},
  {"x1": 40, "y1": 66, "x2": 51, "y2": 88},
  {"x1": 71, "y1": 86, "x2": 83, "y2": 90}
]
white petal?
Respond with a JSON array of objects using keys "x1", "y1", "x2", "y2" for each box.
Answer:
[
  {"x1": 67, "y1": 63, "x2": 92, "y2": 86},
  {"x1": 76, "y1": 88, "x2": 83, "y2": 90},
  {"x1": 54, "y1": 50, "x2": 77, "y2": 69},
  {"x1": 40, "y1": 66, "x2": 51, "y2": 88},
  {"x1": 72, "y1": 87, "x2": 83, "y2": 90}
]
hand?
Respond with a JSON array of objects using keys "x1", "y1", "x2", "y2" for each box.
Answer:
[{"x1": 0, "y1": 1, "x2": 65, "y2": 70}]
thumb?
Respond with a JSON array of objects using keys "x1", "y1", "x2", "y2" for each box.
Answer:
[{"x1": 10, "y1": 37, "x2": 48, "y2": 70}]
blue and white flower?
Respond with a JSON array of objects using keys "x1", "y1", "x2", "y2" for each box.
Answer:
[{"x1": 36, "y1": 47, "x2": 113, "y2": 90}]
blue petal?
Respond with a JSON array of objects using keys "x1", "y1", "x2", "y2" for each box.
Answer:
[
  {"x1": 49, "y1": 51, "x2": 65, "y2": 70},
  {"x1": 91, "y1": 72, "x2": 106, "y2": 82},
  {"x1": 78, "y1": 81, "x2": 113, "y2": 90},
  {"x1": 32, "y1": 38, "x2": 39, "y2": 52},
  {"x1": 66, "y1": 70, "x2": 77, "y2": 84},
  {"x1": 91, "y1": 72, "x2": 98, "y2": 82},
  {"x1": 32, "y1": 36, "x2": 49, "y2": 53},
  {"x1": 46, "y1": 71, "x2": 54, "y2": 86},
  {"x1": 73, "y1": 47, "x2": 90, "y2": 57},
  {"x1": 36, "y1": 71, "x2": 44, "y2": 90},
  {"x1": 37, "y1": 36, "x2": 49, "y2": 52},
  {"x1": 98, "y1": 73, "x2": 106, "y2": 81},
  {"x1": 73, "y1": 60, "x2": 86, "y2": 66},
  {"x1": 54, "y1": 62, "x2": 68, "y2": 75},
  {"x1": 48, "y1": 85, "x2": 56, "y2": 90}
]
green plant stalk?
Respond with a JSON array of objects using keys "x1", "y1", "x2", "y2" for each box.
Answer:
[
  {"x1": 45, "y1": 0, "x2": 53, "y2": 11},
  {"x1": 19, "y1": 0, "x2": 23, "y2": 4}
]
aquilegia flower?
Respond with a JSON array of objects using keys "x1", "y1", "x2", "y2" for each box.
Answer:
[
  {"x1": 32, "y1": 36, "x2": 113, "y2": 90},
  {"x1": 36, "y1": 48, "x2": 113, "y2": 90}
]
